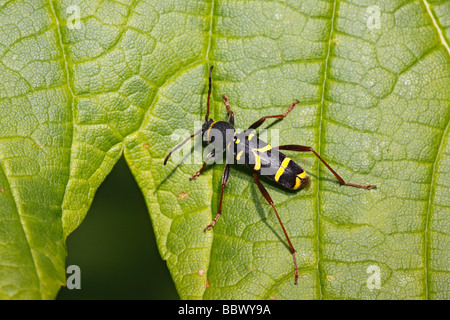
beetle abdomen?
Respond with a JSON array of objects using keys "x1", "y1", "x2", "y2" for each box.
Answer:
[{"x1": 234, "y1": 131, "x2": 309, "y2": 190}]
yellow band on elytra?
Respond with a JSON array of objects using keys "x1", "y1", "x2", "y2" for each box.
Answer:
[
  {"x1": 281, "y1": 157, "x2": 291, "y2": 169},
  {"x1": 253, "y1": 154, "x2": 261, "y2": 170},
  {"x1": 207, "y1": 121, "x2": 219, "y2": 140},
  {"x1": 256, "y1": 144, "x2": 272, "y2": 153},
  {"x1": 274, "y1": 166, "x2": 285, "y2": 182},
  {"x1": 293, "y1": 177, "x2": 301, "y2": 189},
  {"x1": 274, "y1": 157, "x2": 291, "y2": 182}
]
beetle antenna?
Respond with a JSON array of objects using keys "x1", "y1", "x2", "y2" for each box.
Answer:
[
  {"x1": 164, "y1": 128, "x2": 202, "y2": 165},
  {"x1": 204, "y1": 66, "x2": 213, "y2": 121}
]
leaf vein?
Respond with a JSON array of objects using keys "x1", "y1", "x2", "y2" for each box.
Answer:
[{"x1": 424, "y1": 116, "x2": 450, "y2": 299}]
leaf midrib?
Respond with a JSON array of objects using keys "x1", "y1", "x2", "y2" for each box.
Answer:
[
  {"x1": 425, "y1": 118, "x2": 450, "y2": 299},
  {"x1": 202, "y1": 0, "x2": 215, "y2": 300},
  {"x1": 420, "y1": 0, "x2": 450, "y2": 300},
  {"x1": 422, "y1": 0, "x2": 450, "y2": 56},
  {"x1": 49, "y1": 0, "x2": 75, "y2": 235},
  {"x1": 314, "y1": 0, "x2": 338, "y2": 300}
]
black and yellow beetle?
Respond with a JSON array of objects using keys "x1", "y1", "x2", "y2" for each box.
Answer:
[{"x1": 164, "y1": 66, "x2": 376, "y2": 284}]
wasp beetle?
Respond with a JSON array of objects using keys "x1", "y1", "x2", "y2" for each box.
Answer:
[{"x1": 164, "y1": 66, "x2": 376, "y2": 284}]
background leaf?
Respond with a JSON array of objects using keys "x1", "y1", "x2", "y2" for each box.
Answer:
[{"x1": 0, "y1": 0, "x2": 449, "y2": 299}]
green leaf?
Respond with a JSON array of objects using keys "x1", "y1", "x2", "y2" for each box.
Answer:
[{"x1": 0, "y1": 0, "x2": 449, "y2": 299}]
